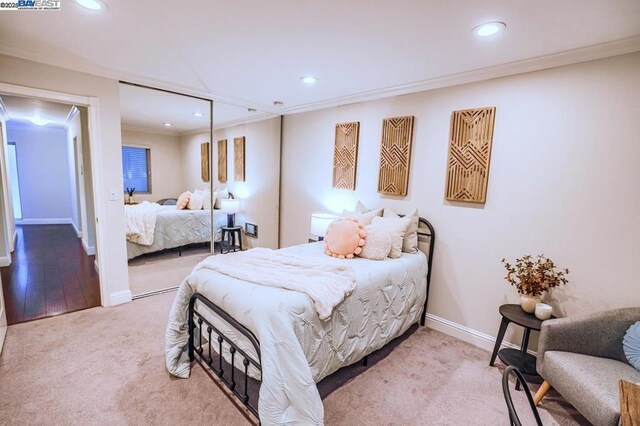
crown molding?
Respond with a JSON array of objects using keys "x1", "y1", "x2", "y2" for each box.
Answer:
[
  {"x1": 121, "y1": 124, "x2": 181, "y2": 136},
  {"x1": 213, "y1": 111, "x2": 278, "y2": 131},
  {"x1": 280, "y1": 35, "x2": 640, "y2": 114},
  {"x1": 2, "y1": 35, "x2": 638, "y2": 117}
]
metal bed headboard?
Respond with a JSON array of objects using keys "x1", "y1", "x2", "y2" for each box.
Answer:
[{"x1": 417, "y1": 217, "x2": 435, "y2": 326}]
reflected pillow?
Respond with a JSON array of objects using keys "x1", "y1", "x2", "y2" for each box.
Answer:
[
  {"x1": 188, "y1": 193, "x2": 204, "y2": 210},
  {"x1": 177, "y1": 191, "x2": 191, "y2": 210},
  {"x1": 215, "y1": 187, "x2": 229, "y2": 209},
  {"x1": 383, "y1": 208, "x2": 419, "y2": 253},
  {"x1": 371, "y1": 216, "x2": 410, "y2": 259}
]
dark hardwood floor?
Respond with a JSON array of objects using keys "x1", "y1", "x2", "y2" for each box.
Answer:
[{"x1": 1, "y1": 224, "x2": 100, "y2": 325}]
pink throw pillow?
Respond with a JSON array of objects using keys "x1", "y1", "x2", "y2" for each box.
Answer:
[
  {"x1": 324, "y1": 218, "x2": 367, "y2": 259},
  {"x1": 177, "y1": 191, "x2": 191, "y2": 210}
]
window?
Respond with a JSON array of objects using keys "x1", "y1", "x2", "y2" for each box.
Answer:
[{"x1": 122, "y1": 146, "x2": 151, "y2": 193}]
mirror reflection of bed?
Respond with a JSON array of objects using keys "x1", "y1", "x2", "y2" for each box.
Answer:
[{"x1": 120, "y1": 83, "x2": 281, "y2": 298}]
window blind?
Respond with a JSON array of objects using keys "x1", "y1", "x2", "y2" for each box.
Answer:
[{"x1": 122, "y1": 146, "x2": 150, "y2": 192}]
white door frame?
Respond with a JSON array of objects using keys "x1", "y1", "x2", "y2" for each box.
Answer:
[{"x1": 0, "y1": 82, "x2": 111, "y2": 306}]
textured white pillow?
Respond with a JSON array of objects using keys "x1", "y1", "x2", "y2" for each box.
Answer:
[
  {"x1": 383, "y1": 208, "x2": 419, "y2": 253},
  {"x1": 371, "y1": 216, "x2": 411, "y2": 259},
  {"x1": 341, "y1": 207, "x2": 383, "y2": 226},
  {"x1": 188, "y1": 193, "x2": 204, "y2": 210},
  {"x1": 358, "y1": 224, "x2": 392, "y2": 260}
]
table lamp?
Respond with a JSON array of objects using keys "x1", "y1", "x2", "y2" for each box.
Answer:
[
  {"x1": 310, "y1": 213, "x2": 337, "y2": 241},
  {"x1": 221, "y1": 198, "x2": 240, "y2": 227}
]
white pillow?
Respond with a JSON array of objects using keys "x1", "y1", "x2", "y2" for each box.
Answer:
[
  {"x1": 383, "y1": 208, "x2": 419, "y2": 253},
  {"x1": 371, "y1": 216, "x2": 411, "y2": 259},
  {"x1": 215, "y1": 187, "x2": 229, "y2": 209},
  {"x1": 355, "y1": 200, "x2": 369, "y2": 214},
  {"x1": 203, "y1": 190, "x2": 215, "y2": 210},
  {"x1": 358, "y1": 224, "x2": 392, "y2": 260},
  {"x1": 341, "y1": 207, "x2": 383, "y2": 226},
  {"x1": 188, "y1": 193, "x2": 204, "y2": 210}
]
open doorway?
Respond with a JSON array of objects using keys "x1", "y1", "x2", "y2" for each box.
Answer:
[{"x1": 0, "y1": 95, "x2": 100, "y2": 324}]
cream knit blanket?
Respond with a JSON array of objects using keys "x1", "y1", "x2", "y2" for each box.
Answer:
[{"x1": 193, "y1": 248, "x2": 356, "y2": 320}]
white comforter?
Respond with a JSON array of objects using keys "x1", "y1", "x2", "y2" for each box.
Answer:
[
  {"x1": 165, "y1": 243, "x2": 428, "y2": 425},
  {"x1": 124, "y1": 201, "x2": 162, "y2": 246}
]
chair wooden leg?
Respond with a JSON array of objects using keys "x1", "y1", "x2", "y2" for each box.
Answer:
[{"x1": 534, "y1": 381, "x2": 551, "y2": 406}]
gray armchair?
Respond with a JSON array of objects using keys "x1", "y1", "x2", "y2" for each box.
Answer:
[{"x1": 534, "y1": 307, "x2": 640, "y2": 426}]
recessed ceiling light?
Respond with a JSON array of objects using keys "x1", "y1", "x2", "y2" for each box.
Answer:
[
  {"x1": 29, "y1": 117, "x2": 49, "y2": 126},
  {"x1": 163, "y1": 122, "x2": 173, "y2": 127},
  {"x1": 300, "y1": 76, "x2": 319, "y2": 85},
  {"x1": 273, "y1": 101, "x2": 284, "y2": 107},
  {"x1": 473, "y1": 21, "x2": 506, "y2": 37},
  {"x1": 75, "y1": 0, "x2": 104, "y2": 10},
  {"x1": 247, "y1": 108, "x2": 257, "y2": 112},
  {"x1": 193, "y1": 112, "x2": 203, "y2": 117}
]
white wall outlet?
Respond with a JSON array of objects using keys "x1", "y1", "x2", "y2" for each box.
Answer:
[{"x1": 109, "y1": 189, "x2": 119, "y2": 201}]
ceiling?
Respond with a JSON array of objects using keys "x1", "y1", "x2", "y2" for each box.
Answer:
[
  {"x1": 0, "y1": 1, "x2": 639, "y2": 113},
  {"x1": 119, "y1": 83, "x2": 270, "y2": 134},
  {"x1": 0, "y1": 95, "x2": 74, "y2": 127}
]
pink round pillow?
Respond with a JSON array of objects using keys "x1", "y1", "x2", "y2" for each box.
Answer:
[{"x1": 324, "y1": 218, "x2": 367, "y2": 259}]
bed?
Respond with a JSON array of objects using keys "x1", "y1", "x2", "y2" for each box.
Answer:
[
  {"x1": 126, "y1": 204, "x2": 228, "y2": 260},
  {"x1": 165, "y1": 217, "x2": 435, "y2": 424}
]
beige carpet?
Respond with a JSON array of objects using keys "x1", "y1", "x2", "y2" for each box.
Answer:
[
  {"x1": 128, "y1": 247, "x2": 210, "y2": 296},
  {"x1": 0, "y1": 291, "x2": 588, "y2": 425}
]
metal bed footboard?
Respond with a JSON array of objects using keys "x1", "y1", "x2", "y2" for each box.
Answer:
[{"x1": 188, "y1": 293, "x2": 262, "y2": 417}]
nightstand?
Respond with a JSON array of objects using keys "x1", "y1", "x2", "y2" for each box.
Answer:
[{"x1": 221, "y1": 226, "x2": 243, "y2": 254}]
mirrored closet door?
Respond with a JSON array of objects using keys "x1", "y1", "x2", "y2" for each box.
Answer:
[
  {"x1": 211, "y1": 102, "x2": 281, "y2": 253},
  {"x1": 119, "y1": 82, "x2": 214, "y2": 298}
]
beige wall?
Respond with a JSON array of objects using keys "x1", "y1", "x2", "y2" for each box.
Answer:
[
  {"x1": 280, "y1": 53, "x2": 640, "y2": 347},
  {"x1": 179, "y1": 131, "x2": 210, "y2": 194},
  {"x1": 121, "y1": 129, "x2": 184, "y2": 202},
  {"x1": 0, "y1": 53, "x2": 130, "y2": 305}
]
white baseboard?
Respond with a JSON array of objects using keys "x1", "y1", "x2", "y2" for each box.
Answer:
[
  {"x1": 71, "y1": 220, "x2": 82, "y2": 238},
  {"x1": 0, "y1": 256, "x2": 11, "y2": 267},
  {"x1": 425, "y1": 313, "x2": 537, "y2": 356},
  {"x1": 109, "y1": 289, "x2": 132, "y2": 306},
  {"x1": 16, "y1": 218, "x2": 72, "y2": 225},
  {"x1": 94, "y1": 259, "x2": 99, "y2": 273},
  {"x1": 81, "y1": 238, "x2": 96, "y2": 256}
]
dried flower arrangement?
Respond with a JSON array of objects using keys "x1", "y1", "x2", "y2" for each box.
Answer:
[
  {"x1": 501, "y1": 254, "x2": 569, "y2": 296},
  {"x1": 126, "y1": 187, "x2": 136, "y2": 198}
]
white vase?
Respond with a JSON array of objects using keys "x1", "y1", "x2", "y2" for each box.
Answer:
[
  {"x1": 535, "y1": 303, "x2": 553, "y2": 320},
  {"x1": 520, "y1": 295, "x2": 542, "y2": 314}
]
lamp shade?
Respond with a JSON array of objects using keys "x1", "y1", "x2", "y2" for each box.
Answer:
[
  {"x1": 310, "y1": 213, "x2": 337, "y2": 237},
  {"x1": 220, "y1": 198, "x2": 240, "y2": 214}
]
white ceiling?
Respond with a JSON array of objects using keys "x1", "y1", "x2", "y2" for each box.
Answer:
[
  {"x1": 0, "y1": 1, "x2": 639, "y2": 113},
  {"x1": 0, "y1": 95, "x2": 74, "y2": 127},
  {"x1": 119, "y1": 84, "x2": 275, "y2": 134}
]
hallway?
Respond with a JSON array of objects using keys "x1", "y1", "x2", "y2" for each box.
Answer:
[{"x1": 1, "y1": 224, "x2": 100, "y2": 325}]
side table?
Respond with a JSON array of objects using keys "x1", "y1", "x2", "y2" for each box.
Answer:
[
  {"x1": 220, "y1": 226, "x2": 243, "y2": 254},
  {"x1": 489, "y1": 304, "x2": 554, "y2": 390}
]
